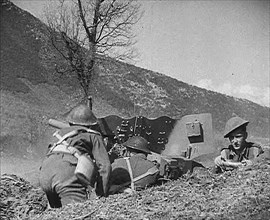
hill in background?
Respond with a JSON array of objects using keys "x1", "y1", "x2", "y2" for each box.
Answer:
[{"x1": 0, "y1": 0, "x2": 269, "y2": 164}]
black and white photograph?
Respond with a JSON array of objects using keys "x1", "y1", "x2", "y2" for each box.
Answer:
[{"x1": 1, "y1": 0, "x2": 269, "y2": 219}]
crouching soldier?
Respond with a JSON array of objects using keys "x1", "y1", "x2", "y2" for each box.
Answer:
[
  {"x1": 109, "y1": 136, "x2": 159, "y2": 194},
  {"x1": 214, "y1": 116, "x2": 264, "y2": 173},
  {"x1": 39, "y1": 104, "x2": 111, "y2": 208}
]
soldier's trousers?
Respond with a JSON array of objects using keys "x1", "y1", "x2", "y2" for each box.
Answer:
[{"x1": 39, "y1": 153, "x2": 88, "y2": 208}]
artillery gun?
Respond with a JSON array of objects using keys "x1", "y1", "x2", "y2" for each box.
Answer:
[{"x1": 48, "y1": 97, "x2": 215, "y2": 180}]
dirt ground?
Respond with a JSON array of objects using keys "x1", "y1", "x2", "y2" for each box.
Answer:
[
  {"x1": 1, "y1": 155, "x2": 270, "y2": 220},
  {"x1": 32, "y1": 161, "x2": 270, "y2": 220}
]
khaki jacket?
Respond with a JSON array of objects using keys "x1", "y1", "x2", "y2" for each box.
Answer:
[
  {"x1": 109, "y1": 153, "x2": 158, "y2": 192},
  {"x1": 220, "y1": 142, "x2": 263, "y2": 162},
  {"x1": 50, "y1": 125, "x2": 111, "y2": 196}
]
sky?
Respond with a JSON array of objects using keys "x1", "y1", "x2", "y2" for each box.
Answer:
[{"x1": 11, "y1": 0, "x2": 270, "y2": 107}]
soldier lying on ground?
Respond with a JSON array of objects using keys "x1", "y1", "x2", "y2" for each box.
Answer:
[
  {"x1": 109, "y1": 136, "x2": 159, "y2": 194},
  {"x1": 39, "y1": 104, "x2": 111, "y2": 208},
  {"x1": 214, "y1": 116, "x2": 264, "y2": 173}
]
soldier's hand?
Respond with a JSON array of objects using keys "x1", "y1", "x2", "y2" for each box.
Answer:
[
  {"x1": 87, "y1": 187, "x2": 98, "y2": 200},
  {"x1": 123, "y1": 187, "x2": 135, "y2": 195},
  {"x1": 241, "y1": 159, "x2": 253, "y2": 166}
]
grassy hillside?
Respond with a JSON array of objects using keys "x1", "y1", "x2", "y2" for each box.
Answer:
[
  {"x1": 0, "y1": 0, "x2": 48, "y2": 92},
  {"x1": 0, "y1": 0, "x2": 269, "y2": 161}
]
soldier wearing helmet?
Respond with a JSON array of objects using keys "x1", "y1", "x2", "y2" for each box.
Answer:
[
  {"x1": 214, "y1": 116, "x2": 263, "y2": 173},
  {"x1": 39, "y1": 104, "x2": 111, "y2": 208},
  {"x1": 109, "y1": 136, "x2": 159, "y2": 194}
]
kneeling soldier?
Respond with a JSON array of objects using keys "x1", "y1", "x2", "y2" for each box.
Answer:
[
  {"x1": 109, "y1": 136, "x2": 159, "y2": 194},
  {"x1": 39, "y1": 104, "x2": 111, "y2": 208}
]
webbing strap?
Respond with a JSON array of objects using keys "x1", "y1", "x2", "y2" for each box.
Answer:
[
  {"x1": 54, "y1": 128, "x2": 101, "y2": 146},
  {"x1": 55, "y1": 130, "x2": 79, "y2": 145},
  {"x1": 124, "y1": 157, "x2": 135, "y2": 190},
  {"x1": 111, "y1": 165, "x2": 159, "y2": 194},
  {"x1": 133, "y1": 166, "x2": 159, "y2": 182},
  {"x1": 52, "y1": 131, "x2": 80, "y2": 158}
]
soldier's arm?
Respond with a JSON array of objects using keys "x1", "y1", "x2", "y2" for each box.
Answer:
[
  {"x1": 91, "y1": 134, "x2": 111, "y2": 196},
  {"x1": 220, "y1": 150, "x2": 243, "y2": 168},
  {"x1": 221, "y1": 160, "x2": 243, "y2": 168}
]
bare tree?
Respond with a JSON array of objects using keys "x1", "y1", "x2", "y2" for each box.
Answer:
[{"x1": 43, "y1": 0, "x2": 142, "y2": 97}]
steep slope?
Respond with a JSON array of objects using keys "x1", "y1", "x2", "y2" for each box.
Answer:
[
  {"x1": 0, "y1": 0, "x2": 48, "y2": 92},
  {"x1": 95, "y1": 61, "x2": 269, "y2": 136},
  {"x1": 0, "y1": 0, "x2": 269, "y2": 161}
]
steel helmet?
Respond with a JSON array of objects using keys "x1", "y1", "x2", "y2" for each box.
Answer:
[
  {"x1": 66, "y1": 104, "x2": 98, "y2": 126},
  {"x1": 224, "y1": 116, "x2": 249, "y2": 138},
  {"x1": 123, "y1": 136, "x2": 150, "y2": 154}
]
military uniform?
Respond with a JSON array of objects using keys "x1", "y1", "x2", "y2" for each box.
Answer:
[
  {"x1": 109, "y1": 136, "x2": 159, "y2": 194},
  {"x1": 39, "y1": 105, "x2": 111, "y2": 208},
  {"x1": 109, "y1": 153, "x2": 158, "y2": 193},
  {"x1": 214, "y1": 116, "x2": 264, "y2": 172},
  {"x1": 215, "y1": 142, "x2": 263, "y2": 168}
]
